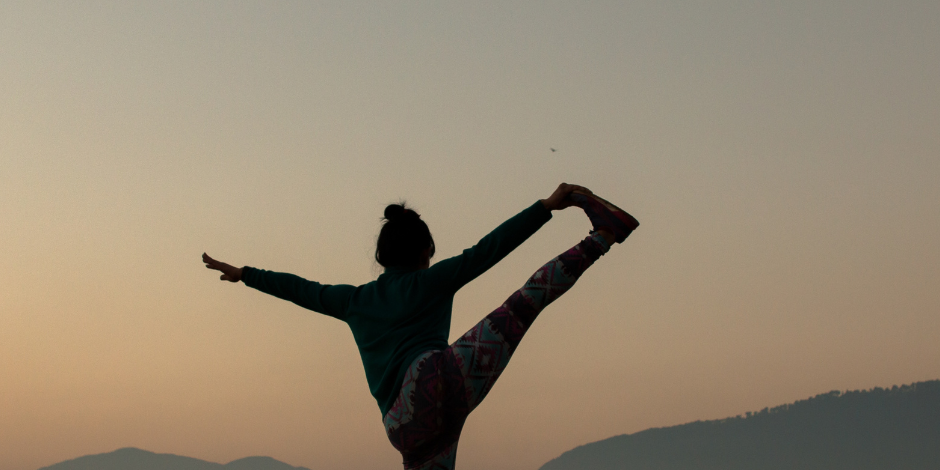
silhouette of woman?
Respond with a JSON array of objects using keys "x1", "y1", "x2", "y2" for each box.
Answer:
[{"x1": 203, "y1": 183, "x2": 638, "y2": 470}]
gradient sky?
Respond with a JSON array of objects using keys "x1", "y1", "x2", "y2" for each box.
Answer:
[{"x1": 2, "y1": 2, "x2": 938, "y2": 469}]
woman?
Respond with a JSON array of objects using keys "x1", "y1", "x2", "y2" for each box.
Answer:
[{"x1": 202, "y1": 183, "x2": 638, "y2": 470}]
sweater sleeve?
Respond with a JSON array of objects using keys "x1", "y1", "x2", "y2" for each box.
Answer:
[
  {"x1": 241, "y1": 267, "x2": 355, "y2": 320},
  {"x1": 422, "y1": 200, "x2": 552, "y2": 292}
]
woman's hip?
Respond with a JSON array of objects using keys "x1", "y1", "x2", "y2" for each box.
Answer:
[{"x1": 383, "y1": 349, "x2": 469, "y2": 466}]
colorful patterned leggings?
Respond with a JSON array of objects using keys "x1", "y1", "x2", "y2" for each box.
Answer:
[{"x1": 383, "y1": 232, "x2": 611, "y2": 469}]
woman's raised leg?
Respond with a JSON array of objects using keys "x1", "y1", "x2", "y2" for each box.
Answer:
[
  {"x1": 449, "y1": 231, "x2": 611, "y2": 411},
  {"x1": 386, "y1": 232, "x2": 613, "y2": 469}
]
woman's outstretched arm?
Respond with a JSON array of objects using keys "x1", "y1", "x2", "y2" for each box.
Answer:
[{"x1": 202, "y1": 253, "x2": 353, "y2": 320}]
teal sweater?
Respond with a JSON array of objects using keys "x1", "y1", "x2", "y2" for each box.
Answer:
[{"x1": 242, "y1": 201, "x2": 552, "y2": 416}]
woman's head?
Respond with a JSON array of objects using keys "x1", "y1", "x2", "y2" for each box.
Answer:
[{"x1": 375, "y1": 203, "x2": 435, "y2": 270}]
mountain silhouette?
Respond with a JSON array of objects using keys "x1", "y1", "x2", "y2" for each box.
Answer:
[
  {"x1": 38, "y1": 447, "x2": 312, "y2": 470},
  {"x1": 541, "y1": 380, "x2": 940, "y2": 470}
]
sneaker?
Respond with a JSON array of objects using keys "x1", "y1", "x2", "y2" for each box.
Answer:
[{"x1": 569, "y1": 191, "x2": 639, "y2": 243}]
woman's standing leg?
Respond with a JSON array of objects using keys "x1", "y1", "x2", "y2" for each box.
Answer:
[{"x1": 384, "y1": 350, "x2": 465, "y2": 470}]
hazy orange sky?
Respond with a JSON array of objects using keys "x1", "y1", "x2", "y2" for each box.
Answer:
[{"x1": 2, "y1": 2, "x2": 938, "y2": 469}]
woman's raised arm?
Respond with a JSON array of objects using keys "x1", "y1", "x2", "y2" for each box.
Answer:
[{"x1": 422, "y1": 183, "x2": 590, "y2": 292}]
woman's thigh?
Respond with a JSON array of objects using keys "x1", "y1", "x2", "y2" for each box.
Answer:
[{"x1": 447, "y1": 298, "x2": 530, "y2": 411}]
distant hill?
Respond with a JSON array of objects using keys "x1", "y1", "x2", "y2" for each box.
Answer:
[
  {"x1": 38, "y1": 447, "x2": 312, "y2": 470},
  {"x1": 541, "y1": 380, "x2": 940, "y2": 470}
]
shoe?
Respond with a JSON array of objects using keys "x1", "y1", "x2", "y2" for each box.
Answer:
[{"x1": 569, "y1": 191, "x2": 639, "y2": 243}]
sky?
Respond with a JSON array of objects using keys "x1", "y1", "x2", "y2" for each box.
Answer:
[{"x1": 1, "y1": 1, "x2": 938, "y2": 469}]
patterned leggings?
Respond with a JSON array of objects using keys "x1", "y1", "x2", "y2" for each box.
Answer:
[{"x1": 383, "y1": 232, "x2": 611, "y2": 469}]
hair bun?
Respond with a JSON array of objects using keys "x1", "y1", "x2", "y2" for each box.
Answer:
[
  {"x1": 384, "y1": 204, "x2": 405, "y2": 221},
  {"x1": 384, "y1": 203, "x2": 420, "y2": 222}
]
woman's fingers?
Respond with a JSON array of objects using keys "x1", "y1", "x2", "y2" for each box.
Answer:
[
  {"x1": 204, "y1": 252, "x2": 240, "y2": 282},
  {"x1": 203, "y1": 253, "x2": 225, "y2": 269},
  {"x1": 560, "y1": 183, "x2": 591, "y2": 197},
  {"x1": 566, "y1": 184, "x2": 591, "y2": 195},
  {"x1": 203, "y1": 253, "x2": 217, "y2": 268}
]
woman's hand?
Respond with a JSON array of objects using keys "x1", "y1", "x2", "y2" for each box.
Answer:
[
  {"x1": 541, "y1": 183, "x2": 592, "y2": 211},
  {"x1": 203, "y1": 253, "x2": 243, "y2": 282}
]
